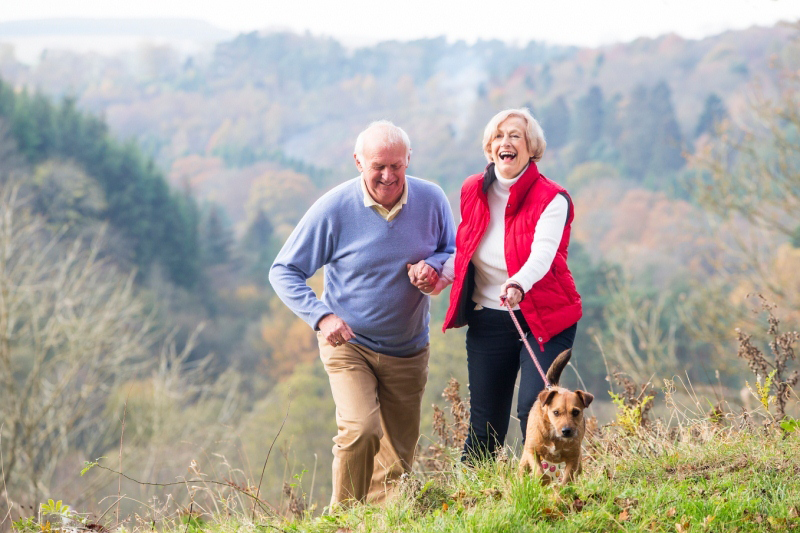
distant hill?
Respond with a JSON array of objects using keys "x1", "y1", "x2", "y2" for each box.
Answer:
[{"x1": 0, "y1": 22, "x2": 797, "y2": 256}]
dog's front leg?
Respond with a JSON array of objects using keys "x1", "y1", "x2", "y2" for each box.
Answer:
[
  {"x1": 561, "y1": 457, "x2": 580, "y2": 485},
  {"x1": 519, "y1": 450, "x2": 549, "y2": 484}
]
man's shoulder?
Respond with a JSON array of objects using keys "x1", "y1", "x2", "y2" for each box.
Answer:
[
  {"x1": 309, "y1": 177, "x2": 360, "y2": 209},
  {"x1": 406, "y1": 176, "x2": 447, "y2": 199}
]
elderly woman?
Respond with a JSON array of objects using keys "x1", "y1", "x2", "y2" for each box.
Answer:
[{"x1": 417, "y1": 108, "x2": 582, "y2": 461}]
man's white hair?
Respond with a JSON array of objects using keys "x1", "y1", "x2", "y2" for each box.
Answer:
[{"x1": 354, "y1": 120, "x2": 411, "y2": 164}]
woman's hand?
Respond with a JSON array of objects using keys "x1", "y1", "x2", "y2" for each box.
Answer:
[
  {"x1": 500, "y1": 280, "x2": 524, "y2": 308},
  {"x1": 407, "y1": 261, "x2": 439, "y2": 293}
]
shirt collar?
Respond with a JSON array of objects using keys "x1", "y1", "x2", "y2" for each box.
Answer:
[{"x1": 360, "y1": 176, "x2": 409, "y2": 211}]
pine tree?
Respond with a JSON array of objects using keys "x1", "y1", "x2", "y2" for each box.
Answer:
[
  {"x1": 202, "y1": 204, "x2": 234, "y2": 266},
  {"x1": 241, "y1": 208, "x2": 277, "y2": 285},
  {"x1": 619, "y1": 84, "x2": 653, "y2": 179},
  {"x1": 540, "y1": 96, "x2": 570, "y2": 150},
  {"x1": 694, "y1": 93, "x2": 728, "y2": 138},
  {"x1": 649, "y1": 81, "x2": 684, "y2": 175},
  {"x1": 573, "y1": 86, "x2": 605, "y2": 163}
]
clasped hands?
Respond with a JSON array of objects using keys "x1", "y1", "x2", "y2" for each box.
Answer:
[
  {"x1": 406, "y1": 260, "x2": 439, "y2": 294},
  {"x1": 321, "y1": 262, "x2": 522, "y2": 348}
]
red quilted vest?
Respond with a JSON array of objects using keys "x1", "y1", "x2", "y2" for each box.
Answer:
[{"x1": 442, "y1": 162, "x2": 582, "y2": 349}]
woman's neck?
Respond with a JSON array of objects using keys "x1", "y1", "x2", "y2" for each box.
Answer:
[{"x1": 495, "y1": 161, "x2": 530, "y2": 183}]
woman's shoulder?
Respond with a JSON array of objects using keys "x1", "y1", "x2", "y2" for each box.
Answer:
[
  {"x1": 536, "y1": 172, "x2": 568, "y2": 195},
  {"x1": 461, "y1": 172, "x2": 485, "y2": 192}
]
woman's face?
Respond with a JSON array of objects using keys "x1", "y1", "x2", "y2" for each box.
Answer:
[{"x1": 491, "y1": 116, "x2": 531, "y2": 179}]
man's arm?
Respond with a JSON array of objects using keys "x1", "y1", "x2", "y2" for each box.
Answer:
[
  {"x1": 268, "y1": 207, "x2": 336, "y2": 330},
  {"x1": 422, "y1": 186, "x2": 456, "y2": 273}
]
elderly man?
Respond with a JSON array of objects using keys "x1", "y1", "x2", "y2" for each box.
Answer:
[{"x1": 269, "y1": 121, "x2": 455, "y2": 506}]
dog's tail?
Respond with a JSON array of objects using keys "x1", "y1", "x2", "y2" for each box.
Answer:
[{"x1": 546, "y1": 349, "x2": 572, "y2": 386}]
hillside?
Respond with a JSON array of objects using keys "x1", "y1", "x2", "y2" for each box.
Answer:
[{"x1": 1, "y1": 20, "x2": 799, "y2": 517}]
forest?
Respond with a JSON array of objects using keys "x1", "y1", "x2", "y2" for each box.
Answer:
[{"x1": 0, "y1": 20, "x2": 798, "y2": 517}]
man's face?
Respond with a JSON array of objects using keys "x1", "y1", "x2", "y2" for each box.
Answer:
[{"x1": 354, "y1": 139, "x2": 409, "y2": 210}]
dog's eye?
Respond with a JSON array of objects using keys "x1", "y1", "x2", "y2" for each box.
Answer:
[
  {"x1": 571, "y1": 409, "x2": 580, "y2": 417},
  {"x1": 552, "y1": 410, "x2": 560, "y2": 416}
]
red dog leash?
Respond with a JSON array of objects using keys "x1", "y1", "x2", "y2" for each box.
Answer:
[{"x1": 502, "y1": 297, "x2": 552, "y2": 389}]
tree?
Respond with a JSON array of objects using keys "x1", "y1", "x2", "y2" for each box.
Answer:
[
  {"x1": 619, "y1": 82, "x2": 685, "y2": 180},
  {"x1": 694, "y1": 93, "x2": 728, "y2": 138},
  {"x1": 0, "y1": 78, "x2": 203, "y2": 288},
  {"x1": 240, "y1": 208, "x2": 278, "y2": 285},
  {"x1": 202, "y1": 204, "x2": 234, "y2": 266},
  {"x1": 0, "y1": 182, "x2": 156, "y2": 498},
  {"x1": 572, "y1": 85, "x2": 605, "y2": 163},
  {"x1": 690, "y1": 59, "x2": 800, "y2": 308},
  {"x1": 648, "y1": 81, "x2": 685, "y2": 175},
  {"x1": 540, "y1": 95, "x2": 570, "y2": 150}
]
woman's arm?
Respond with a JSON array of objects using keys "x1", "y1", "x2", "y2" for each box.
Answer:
[{"x1": 507, "y1": 194, "x2": 569, "y2": 293}]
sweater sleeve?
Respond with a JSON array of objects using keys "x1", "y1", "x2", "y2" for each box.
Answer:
[
  {"x1": 440, "y1": 253, "x2": 456, "y2": 283},
  {"x1": 268, "y1": 202, "x2": 336, "y2": 330},
  {"x1": 422, "y1": 186, "x2": 456, "y2": 273},
  {"x1": 509, "y1": 194, "x2": 568, "y2": 293}
]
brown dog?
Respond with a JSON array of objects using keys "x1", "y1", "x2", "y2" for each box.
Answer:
[{"x1": 519, "y1": 349, "x2": 593, "y2": 484}]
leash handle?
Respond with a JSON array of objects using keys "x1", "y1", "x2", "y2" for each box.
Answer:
[{"x1": 501, "y1": 297, "x2": 552, "y2": 389}]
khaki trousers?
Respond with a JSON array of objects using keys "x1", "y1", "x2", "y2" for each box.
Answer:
[{"x1": 318, "y1": 333, "x2": 429, "y2": 506}]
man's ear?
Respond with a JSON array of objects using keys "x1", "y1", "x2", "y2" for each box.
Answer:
[
  {"x1": 538, "y1": 389, "x2": 558, "y2": 406},
  {"x1": 575, "y1": 390, "x2": 594, "y2": 408},
  {"x1": 354, "y1": 153, "x2": 363, "y2": 173}
]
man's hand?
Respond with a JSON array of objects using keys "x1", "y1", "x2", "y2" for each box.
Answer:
[
  {"x1": 406, "y1": 260, "x2": 439, "y2": 293},
  {"x1": 319, "y1": 314, "x2": 355, "y2": 347},
  {"x1": 500, "y1": 280, "x2": 524, "y2": 308}
]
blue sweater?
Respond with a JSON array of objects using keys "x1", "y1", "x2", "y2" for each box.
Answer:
[{"x1": 269, "y1": 176, "x2": 456, "y2": 356}]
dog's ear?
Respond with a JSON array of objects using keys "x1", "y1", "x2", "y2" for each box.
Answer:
[
  {"x1": 538, "y1": 389, "x2": 558, "y2": 406},
  {"x1": 576, "y1": 390, "x2": 594, "y2": 408}
]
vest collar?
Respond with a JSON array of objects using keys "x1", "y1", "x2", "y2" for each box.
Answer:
[{"x1": 482, "y1": 160, "x2": 541, "y2": 214}]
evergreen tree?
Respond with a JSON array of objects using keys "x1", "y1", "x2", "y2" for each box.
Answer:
[
  {"x1": 202, "y1": 204, "x2": 234, "y2": 266},
  {"x1": 0, "y1": 76, "x2": 202, "y2": 288},
  {"x1": 619, "y1": 84, "x2": 653, "y2": 179},
  {"x1": 242, "y1": 208, "x2": 274, "y2": 250},
  {"x1": 649, "y1": 81, "x2": 684, "y2": 175},
  {"x1": 540, "y1": 96, "x2": 570, "y2": 150},
  {"x1": 241, "y1": 208, "x2": 277, "y2": 286},
  {"x1": 573, "y1": 85, "x2": 605, "y2": 163},
  {"x1": 694, "y1": 93, "x2": 728, "y2": 138}
]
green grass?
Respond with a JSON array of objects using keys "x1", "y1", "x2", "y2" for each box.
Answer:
[{"x1": 13, "y1": 424, "x2": 800, "y2": 532}]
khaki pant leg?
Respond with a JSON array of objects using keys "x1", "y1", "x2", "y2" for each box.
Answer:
[
  {"x1": 367, "y1": 344, "x2": 430, "y2": 503},
  {"x1": 318, "y1": 334, "x2": 382, "y2": 506}
]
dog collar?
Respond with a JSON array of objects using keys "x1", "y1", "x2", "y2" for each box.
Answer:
[{"x1": 541, "y1": 461, "x2": 565, "y2": 481}]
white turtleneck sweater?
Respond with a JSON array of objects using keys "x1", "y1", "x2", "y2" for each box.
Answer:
[{"x1": 438, "y1": 171, "x2": 568, "y2": 311}]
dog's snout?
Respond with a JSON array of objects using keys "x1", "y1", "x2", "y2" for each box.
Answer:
[{"x1": 561, "y1": 427, "x2": 574, "y2": 438}]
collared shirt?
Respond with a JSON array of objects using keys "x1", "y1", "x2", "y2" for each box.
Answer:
[{"x1": 360, "y1": 176, "x2": 409, "y2": 221}]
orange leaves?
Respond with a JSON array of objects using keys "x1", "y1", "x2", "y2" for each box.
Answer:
[{"x1": 259, "y1": 298, "x2": 319, "y2": 381}]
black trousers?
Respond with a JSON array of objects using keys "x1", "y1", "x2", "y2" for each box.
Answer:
[{"x1": 462, "y1": 305, "x2": 577, "y2": 461}]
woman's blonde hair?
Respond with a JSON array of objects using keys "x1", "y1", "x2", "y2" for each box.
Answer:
[{"x1": 482, "y1": 108, "x2": 546, "y2": 163}]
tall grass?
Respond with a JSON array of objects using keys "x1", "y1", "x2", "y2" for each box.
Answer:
[{"x1": 5, "y1": 299, "x2": 799, "y2": 533}]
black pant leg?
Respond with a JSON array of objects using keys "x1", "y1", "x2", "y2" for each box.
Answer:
[{"x1": 462, "y1": 307, "x2": 521, "y2": 461}]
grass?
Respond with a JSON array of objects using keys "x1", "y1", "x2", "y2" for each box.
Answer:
[
  {"x1": 272, "y1": 429, "x2": 799, "y2": 532},
  {"x1": 18, "y1": 422, "x2": 798, "y2": 533},
  {"x1": 9, "y1": 298, "x2": 800, "y2": 533}
]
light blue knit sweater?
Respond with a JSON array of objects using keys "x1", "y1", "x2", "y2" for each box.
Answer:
[{"x1": 269, "y1": 176, "x2": 455, "y2": 356}]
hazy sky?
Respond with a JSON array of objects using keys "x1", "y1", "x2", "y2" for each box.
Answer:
[{"x1": 2, "y1": 0, "x2": 799, "y2": 47}]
